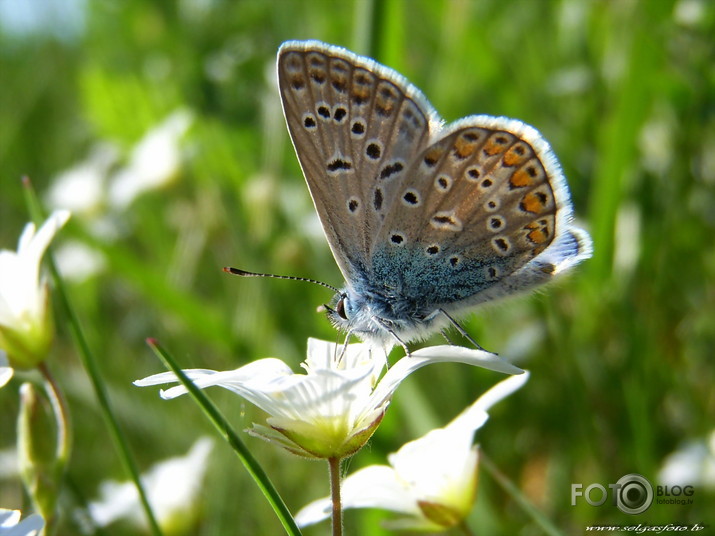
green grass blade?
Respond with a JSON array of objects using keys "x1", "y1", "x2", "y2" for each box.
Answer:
[
  {"x1": 145, "y1": 338, "x2": 303, "y2": 536},
  {"x1": 22, "y1": 177, "x2": 165, "y2": 536},
  {"x1": 480, "y1": 451, "x2": 566, "y2": 536}
]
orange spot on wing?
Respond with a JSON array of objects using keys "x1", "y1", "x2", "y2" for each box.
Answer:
[
  {"x1": 424, "y1": 147, "x2": 444, "y2": 166},
  {"x1": 482, "y1": 134, "x2": 512, "y2": 156},
  {"x1": 520, "y1": 192, "x2": 548, "y2": 213},
  {"x1": 483, "y1": 139, "x2": 504, "y2": 156},
  {"x1": 503, "y1": 145, "x2": 530, "y2": 167},
  {"x1": 510, "y1": 168, "x2": 533, "y2": 188},
  {"x1": 527, "y1": 228, "x2": 548, "y2": 244},
  {"x1": 454, "y1": 136, "x2": 477, "y2": 158}
]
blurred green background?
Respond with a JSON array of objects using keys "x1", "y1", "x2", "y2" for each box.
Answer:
[{"x1": 1, "y1": 0, "x2": 713, "y2": 534}]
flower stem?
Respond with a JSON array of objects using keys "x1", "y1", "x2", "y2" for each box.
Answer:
[
  {"x1": 328, "y1": 457, "x2": 343, "y2": 536},
  {"x1": 38, "y1": 363, "x2": 71, "y2": 471},
  {"x1": 22, "y1": 178, "x2": 164, "y2": 536}
]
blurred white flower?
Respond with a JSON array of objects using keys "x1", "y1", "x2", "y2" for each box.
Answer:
[
  {"x1": 108, "y1": 109, "x2": 193, "y2": 209},
  {"x1": 0, "y1": 351, "x2": 12, "y2": 388},
  {"x1": 0, "y1": 210, "x2": 70, "y2": 369},
  {"x1": 0, "y1": 509, "x2": 44, "y2": 536},
  {"x1": 658, "y1": 430, "x2": 715, "y2": 490},
  {"x1": 46, "y1": 142, "x2": 119, "y2": 215},
  {"x1": 296, "y1": 372, "x2": 530, "y2": 531},
  {"x1": 0, "y1": 446, "x2": 18, "y2": 478},
  {"x1": 135, "y1": 338, "x2": 522, "y2": 460},
  {"x1": 53, "y1": 240, "x2": 106, "y2": 283},
  {"x1": 673, "y1": 0, "x2": 705, "y2": 26},
  {"x1": 87, "y1": 437, "x2": 213, "y2": 534}
]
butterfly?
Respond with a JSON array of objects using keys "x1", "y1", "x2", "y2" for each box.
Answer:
[{"x1": 275, "y1": 40, "x2": 592, "y2": 349}]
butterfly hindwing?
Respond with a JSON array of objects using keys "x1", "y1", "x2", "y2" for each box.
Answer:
[{"x1": 372, "y1": 115, "x2": 585, "y2": 312}]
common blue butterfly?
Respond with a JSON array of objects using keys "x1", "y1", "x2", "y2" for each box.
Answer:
[{"x1": 276, "y1": 40, "x2": 592, "y2": 348}]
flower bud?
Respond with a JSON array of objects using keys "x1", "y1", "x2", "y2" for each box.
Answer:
[{"x1": 17, "y1": 383, "x2": 62, "y2": 526}]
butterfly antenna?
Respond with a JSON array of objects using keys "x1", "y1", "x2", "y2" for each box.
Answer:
[{"x1": 223, "y1": 267, "x2": 342, "y2": 294}]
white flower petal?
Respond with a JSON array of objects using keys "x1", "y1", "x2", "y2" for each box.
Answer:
[
  {"x1": 0, "y1": 351, "x2": 13, "y2": 388},
  {"x1": 0, "y1": 510, "x2": 20, "y2": 527},
  {"x1": 16, "y1": 224, "x2": 37, "y2": 254},
  {"x1": 23, "y1": 210, "x2": 71, "y2": 264},
  {"x1": 1, "y1": 210, "x2": 70, "y2": 320},
  {"x1": 133, "y1": 369, "x2": 220, "y2": 387},
  {"x1": 369, "y1": 346, "x2": 523, "y2": 411},
  {"x1": 136, "y1": 353, "x2": 379, "y2": 422},
  {"x1": 88, "y1": 480, "x2": 137, "y2": 527},
  {"x1": 294, "y1": 497, "x2": 331, "y2": 526},
  {"x1": 658, "y1": 430, "x2": 715, "y2": 490},
  {"x1": 53, "y1": 241, "x2": 106, "y2": 282},
  {"x1": 135, "y1": 359, "x2": 293, "y2": 397},
  {"x1": 88, "y1": 437, "x2": 213, "y2": 530},
  {"x1": 389, "y1": 427, "x2": 479, "y2": 505},
  {"x1": 411, "y1": 345, "x2": 523, "y2": 375},
  {"x1": 108, "y1": 110, "x2": 192, "y2": 209},
  {"x1": 0, "y1": 508, "x2": 44, "y2": 535},
  {"x1": 296, "y1": 465, "x2": 418, "y2": 527},
  {"x1": 304, "y1": 337, "x2": 386, "y2": 376},
  {"x1": 450, "y1": 371, "x2": 530, "y2": 431},
  {"x1": 47, "y1": 142, "x2": 118, "y2": 214}
]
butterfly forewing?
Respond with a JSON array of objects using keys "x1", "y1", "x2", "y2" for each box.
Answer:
[{"x1": 278, "y1": 41, "x2": 433, "y2": 283}]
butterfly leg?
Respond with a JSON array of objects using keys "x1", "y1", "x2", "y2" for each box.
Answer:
[
  {"x1": 373, "y1": 318, "x2": 411, "y2": 356},
  {"x1": 438, "y1": 308, "x2": 496, "y2": 355},
  {"x1": 334, "y1": 334, "x2": 352, "y2": 364},
  {"x1": 440, "y1": 329, "x2": 456, "y2": 345}
]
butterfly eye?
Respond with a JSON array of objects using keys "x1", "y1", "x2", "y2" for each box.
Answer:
[{"x1": 336, "y1": 296, "x2": 348, "y2": 320}]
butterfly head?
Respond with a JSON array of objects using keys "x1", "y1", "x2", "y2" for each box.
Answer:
[
  {"x1": 323, "y1": 285, "x2": 443, "y2": 349},
  {"x1": 324, "y1": 288, "x2": 360, "y2": 333},
  {"x1": 324, "y1": 287, "x2": 389, "y2": 344}
]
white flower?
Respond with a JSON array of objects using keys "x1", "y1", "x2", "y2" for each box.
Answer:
[
  {"x1": 0, "y1": 509, "x2": 44, "y2": 536},
  {"x1": 108, "y1": 109, "x2": 193, "y2": 209},
  {"x1": 295, "y1": 372, "x2": 529, "y2": 531},
  {"x1": 658, "y1": 430, "x2": 715, "y2": 490},
  {"x1": 135, "y1": 338, "x2": 522, "y2": 460},
  {"x1": 0, "y1": 446, "x2": 18, "y2": 478},
  {"x1": 87, "y1": 437, "x2": 213, "y2": 534},
  {"x1": 0, "y1": 210, "x2": 70, "y2": 369},
  {"x1": 46, "y1": 142, "x2": 119, "y2": 215},
  {"x1": 0, "y1": 351, "x2": 12, "y2": 388},
  {"x1": 53, "y1": 241, "x2": 106, "y2": 283}
]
